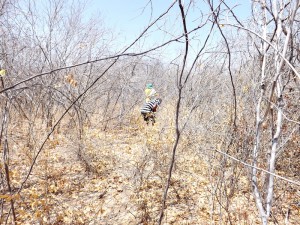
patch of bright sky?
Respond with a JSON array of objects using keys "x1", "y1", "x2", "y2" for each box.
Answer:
[{"x1": 87, "y1": 0, "x2": 252, "y2": 60}]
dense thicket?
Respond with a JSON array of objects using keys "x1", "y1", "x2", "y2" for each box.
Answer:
[{"x1": 1, "y1": 0, "x2": 299, "y2": 224}]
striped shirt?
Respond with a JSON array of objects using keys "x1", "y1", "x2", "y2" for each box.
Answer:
[{"x1": 141, "y1": 99, "x2": 161, "y2": 114}]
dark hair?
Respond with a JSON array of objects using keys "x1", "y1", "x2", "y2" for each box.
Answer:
[{"x1": 156, "y1": 98, "x2": 162, "y2": 105}]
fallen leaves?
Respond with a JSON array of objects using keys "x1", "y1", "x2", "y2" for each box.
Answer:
[{"x1": 1, "y1": 112, "x2": 299, "y2": 225}]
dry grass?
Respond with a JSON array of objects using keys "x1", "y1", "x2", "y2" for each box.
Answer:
[{"x1": 1, "y1": 104, "x2": 299, "y2": 224}]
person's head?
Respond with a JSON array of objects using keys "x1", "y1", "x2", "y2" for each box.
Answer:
[{"x1": 146, "y1": 83, "x2": 153, "y2": 89}]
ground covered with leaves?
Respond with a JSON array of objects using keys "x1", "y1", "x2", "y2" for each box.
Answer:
[{"x1": 1, "y1": 108, "x2": 300, "y2": 225}]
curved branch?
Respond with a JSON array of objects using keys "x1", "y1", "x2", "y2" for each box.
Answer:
[
  {"x1": 224, "y1": 23, "x2": 300, "y2": 80},
  {"x1": 158, "y1": 0, "x2": 188, "y2": 224},
  {"x1": 213, "y1": 148, "x2": 300, "y2": 186},
  {"x1": 16, "y1": 58, "x2": 118, "y2": 194},
  {"x1": 0, "y1": 20, "x2": 209, "y2": 95},
  {"x1": 208, "y1": 0, "x2": 237, "y2": 128}
]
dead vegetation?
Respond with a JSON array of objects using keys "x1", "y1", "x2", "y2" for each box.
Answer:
[
  {"x1": 1, "y1": 0, "x2": 300, "y2": 224},
  {"x1": 0, "y1": 103, "x2": 299, "y2": 224}
]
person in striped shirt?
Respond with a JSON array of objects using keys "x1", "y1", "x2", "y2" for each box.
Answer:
[{"x1": 140, "y1": 98, "x2": 162, "y2": 125}]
